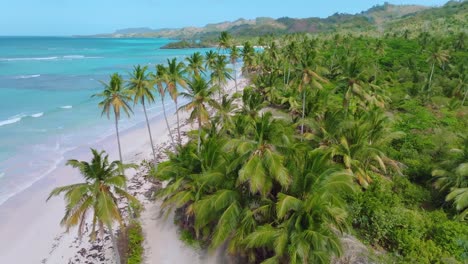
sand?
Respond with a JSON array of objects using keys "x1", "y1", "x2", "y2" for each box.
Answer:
[{"x1": 0, "y1": 75, "x2": 247, "y2": 264}]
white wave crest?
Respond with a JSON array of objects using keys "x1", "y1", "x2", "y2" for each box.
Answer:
[
  {"x1": 0, "y1": 57, "x2": 58, "y2": 62},
  {"x1": 62, "y1": 55, "x2": 103, "y2": 60},
  {"x1": 15, "y1": 74, "x2": 41, "y2": 79},
  {"x1": 0, "y1": 117, "x2": 22, "y2": 127},
  {"x1": 0, "y1": 55, "x2": 103, "y2": 62},
  {"x1": 63, "y1": 55, "x2": 85, "y2": 59},
  {"x1": 60, "y1": 105, "x2": 72, "y2": 109},
  {"x1": 31, "y1": 112, "x2": 44, "y2": 118}
]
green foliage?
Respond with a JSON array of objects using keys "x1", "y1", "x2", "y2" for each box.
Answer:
[
  {"x1": 145, "y1": 28, "x2": 468, "y2": 263},
  {"x1": 351, "y1": 178, "x2": 468, "y2": 263},
  {"x1": 127, "y1": 222, "x2": 144, "y2": 264}
]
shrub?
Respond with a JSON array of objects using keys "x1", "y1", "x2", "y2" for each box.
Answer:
[{"x1": 127, "y1": 222, "x2": 144, "y2": 264}]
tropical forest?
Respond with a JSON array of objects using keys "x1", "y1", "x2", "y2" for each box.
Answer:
[{"x1": 45, "y1": 1, "x2": 467, "y2": 264}]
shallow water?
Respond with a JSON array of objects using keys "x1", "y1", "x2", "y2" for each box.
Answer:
[{"x1": 0, "y1": 37, "x2": 209, "y2": 205}]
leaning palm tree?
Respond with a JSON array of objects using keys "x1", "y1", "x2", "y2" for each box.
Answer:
[
  {"x1": 185, "y1": 52, "x2": 205, "y2": 77},
  {"x1": 179, "y1": 76, "x2": 219, "y2": 153},
  {"x1": 94, "y1": 73, "x2": 133, "y2": 164},
  {"x1": 47, "y1": 149, "x2": 139, "y2": 264},
  {"x1": 152, "y1": 64, "x2": 176, "y2": 146},
  {"x1": 128, "y1": 65, "x2": 157, "y2": 162},
  {"x1": 229, "y1": 45, "x2": 240, "y2": 92},
  {"x1": 427, "y1": 48, "x2": 450, "y2": 93},
  {"x1": 166, "y1": 58, "x2": 188, "y2": 145}
]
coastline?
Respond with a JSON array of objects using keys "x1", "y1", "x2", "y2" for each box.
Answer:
[{"x1": 0, "y1": 76, "x2": 246, "y2": 264}]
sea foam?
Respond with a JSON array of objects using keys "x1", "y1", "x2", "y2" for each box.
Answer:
[
  {"x1": 0, "y1": 57, "x2": 58, "y2": 61},
  {"x1": 0, "y1": 55, "x2": 102, "y2": 62},
  {"x1": 0, "y1": 117, "x2": 22, "y2": 127},
  {"x1": 15, "y1": 74, "x2": 41, "y2": 79},
  {"x1": 60, "y1": 105, "x2": 73, "y2": 109},
  {"x1": 31, "y1": 112, "x2": 44, "y2": 118}
]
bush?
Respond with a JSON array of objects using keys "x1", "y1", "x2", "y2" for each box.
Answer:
[
  {"x1": 350, "y1": 178, "x2": 468, "y2": 263},
  {"x1": 127, "y1": 222, "x2": 144, "y2": 264},
  {"x1": 118, "y1": 221, "x2": 144, "y2": 264}
]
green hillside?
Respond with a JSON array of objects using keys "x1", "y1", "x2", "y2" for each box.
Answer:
[{"x1": 88, "y1": 1, "x2": 467, "y2": 41}]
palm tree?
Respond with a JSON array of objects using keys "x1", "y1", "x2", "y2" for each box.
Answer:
[
  {"x1": 297, "y1": 53, "x2": 328, "y2": 139},
  {"x1": 205, "y1": 50, "x2": 218, "y2": 72},
  {"x1": 433, "y1": 135, "x2": 468, "y2": 221},
  {"x1": 229, "y1": 45, "x2": 240, "y2": 92},
  {"x1": 185, "y1": 52, "x2": 205, "y2": 77},
  {"x1": 166, "y1": 58, "x2": 188, "y2": 145},
  {"x1": 215, "y1": 94, "x2": 238, "y2": 131},
  {"x1": 152, "y1": 64, "x2": 176, "y2": 147},
  {"x1": 211, "y1": 54, "x2": 233, "y2": 97},
  {"x1": 226, "y1": 112, "x2": 292, "y2": 197},
  {"x1": 47, "y1": 149, "x2": 138, "y2": 264},
  {"x1": 454, "y1": 32, "x2": 465, "y2": 51},
  {"x1": 179, "y1": 76, "x2": 219, "y2": 153},
  {"x1": 426, "y1": 48, "x2": 450, "y2": 95},
  {"x1": 241, "y1": 41, "x2": 255, "y2": 75},
  {"x1": 218, "y1": 31, "x2": 232, "y2": 54},
  {"x1": 94, "y1": 73, "x2": 133, "y2": 164},
  {"x1": 128, "y1": 65, "x2": 157, "y2": 162}
]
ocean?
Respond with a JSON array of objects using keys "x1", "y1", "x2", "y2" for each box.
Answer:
[{"x1": 0, "y1": 37, "x2": 210, "y2": 205}]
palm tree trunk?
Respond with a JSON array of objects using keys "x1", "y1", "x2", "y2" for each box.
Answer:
[
  {"x1": 197, "y1": 116, "x2": 202, "y2": 154},
  {"x1": 107, "y1": 224, "x2": 121, "y2": 264},
  {"x1": 283, "y1": 65, "x2": 286, "y2": 84},
  {"x1": 233, "y1": 63, "x2": 238, "y2": 92},
  {"x1": 462, "y1": 86, "x2": 468, "y2": 106},
  {"x1": 218, "y1": 76, "x2": 223, "y2": 99},
  {"x1": 161, "y1": 95, "x2": 176, "y2": 146},
  {"x1": 175, "y1": 100, "x2": 182, "y2": 146},
  {"x1": 428, "y1": 62, "x2": 435, "y2": 91},
  {"x1": 142, "y1": 99, "x2": 157, "y2": 162},
  {"x1": 114, "y1": 114, "x2": 123, "y2": 164},
  {"x1": 301, "y1": 89, "x2": 306, "y2": 142}
]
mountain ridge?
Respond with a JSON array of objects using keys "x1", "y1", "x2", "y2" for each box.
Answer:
[{"x1": 82, "y1": 1, "x2": 466, "y2": 39}]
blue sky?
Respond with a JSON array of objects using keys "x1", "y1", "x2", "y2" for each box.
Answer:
[{"x1": 0, "y1": 0, "x2": 448, "y2": 36}]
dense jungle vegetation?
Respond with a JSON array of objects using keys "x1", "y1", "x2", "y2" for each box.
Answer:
[{"x1": 153, "y1": 25, "x2": 468, "y2": 264}]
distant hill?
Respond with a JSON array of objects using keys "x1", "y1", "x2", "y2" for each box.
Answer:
[{"x1": 85, "y1": 1, "x2": 467, "y2": 39}]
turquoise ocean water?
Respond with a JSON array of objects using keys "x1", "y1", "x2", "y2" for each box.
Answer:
[{"x1": 0, "y1": 37, "x2": 210, "y2": 205}]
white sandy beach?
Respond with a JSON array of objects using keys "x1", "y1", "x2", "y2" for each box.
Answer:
[{"x1": 0, "y1": 76, "x2": 247, "y2": 264}]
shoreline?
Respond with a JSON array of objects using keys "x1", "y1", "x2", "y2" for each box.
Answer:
[{"x1": 0, "y1": 75, "x2": 247, "y2": 264}]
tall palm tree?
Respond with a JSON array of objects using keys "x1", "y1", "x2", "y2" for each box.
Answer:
[
  {"x1": 47, "y1": 149, "x2": 138, "y2": 264},
  {"x1": 185, "y1": 52, "x2": 205, "y2": 77},
  {"x1": 241, "y1": 41, "x2": 255, "y2": 75},
  {"x1": 205, "y1": 50, "x2": 218, "y2": 72},
  {"x1": 211, "y1": 54, "x2": 233, "y2": 97},
  {"x1": 152, "y1": 64, "x2": 176, "y2": 146},
  {"x1": 179, "y1": 76, "x2": 219, "y2": 153},
  {"x1": 128, "y1": 65, "x2": 157, "y2": 162},
  {"x1": 297, "y1": 53, "x2": 328, "y2": 139},
  {"x1": 94, "y1": 73, "x2": 133, "y2": 164},
  {"x1": 166, "y1": 58, "x2": 188, "y2": 145},
  {"x1": 218, "y1": 31, "x2": 232, "y2": 54},
  {"x1": 427, "y1": 48, "x2": 450, "y2": 93},
  {"x1": 229, "y1": 45, "x2": 240, "y2": 92}
]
